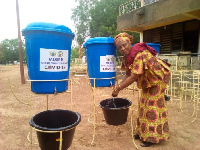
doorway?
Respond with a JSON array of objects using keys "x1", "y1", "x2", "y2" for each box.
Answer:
[{"x1": 183, "y1": 31, "x2": 199, "y2": 53}]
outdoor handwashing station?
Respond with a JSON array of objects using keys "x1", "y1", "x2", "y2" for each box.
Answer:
[
  {"x1": 83, "y1": 37, "x2": 132, "y2": 126},
  {"x1": 22, "y1": 22, "x2": 81, "y2": 150}
]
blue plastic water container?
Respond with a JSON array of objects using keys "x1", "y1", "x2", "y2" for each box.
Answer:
[
  {"x1": 146, "y1": 43, "x2": 161, "y2": 53},
  {"x1": 22, "y1": 22, "x2": 75, "y2": 94},
  {"x1": 83, "y1": 37, "x2": 116, "y2": 87}
]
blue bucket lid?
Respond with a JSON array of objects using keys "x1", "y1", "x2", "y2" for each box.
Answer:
[
  {"x1": 146, "y1": 43, "x2": 161, "y2": 46},
  {"x1": 22, "y1": 22, "x2": 75, "y2": 37},
  {"x1": 83, "y1": 37, "x2": 114, "y2": 48}
]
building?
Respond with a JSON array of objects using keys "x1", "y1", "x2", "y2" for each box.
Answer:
[{"x1": 117, "y1": 0, "x2": 200, "y2": 54}]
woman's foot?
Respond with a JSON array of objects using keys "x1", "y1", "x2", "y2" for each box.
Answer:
[
  {"x1": 134, "y1": 134, "x2": 140, "y2": 140},
  {"x1": 140, "y1": 141, "x2": 154, "y2": 147}
]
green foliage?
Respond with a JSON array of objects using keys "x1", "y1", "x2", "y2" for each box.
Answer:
[
  {"x1": 71, "y1": 47, "x2": 79, "y2": 62},
  {"x1": 70, "y1": 47, "x2": 85, "y2": 63},
  {"x1": 89, "y1": 0, "x2": 127, "y2": 37},
  {"x1": 0, "y1": 39, "x2": 26, "y2": 64},
  {"x1": 71, "y1": 0, "x2": 140, "y2": 53},
  {"x1": 71, "y1": 0, "x2": 96, "y2": 45}
]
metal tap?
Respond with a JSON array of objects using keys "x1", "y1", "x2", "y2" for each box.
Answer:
[{"x1": 54, "y1": 87, "x2": 57, "y2": 95}]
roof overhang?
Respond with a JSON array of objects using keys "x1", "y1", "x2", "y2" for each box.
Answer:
[{"x1": 117, "y1": 0, "x2": 200, "y2": 32}]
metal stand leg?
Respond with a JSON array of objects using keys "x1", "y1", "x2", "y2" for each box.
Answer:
[
  {"x1": 59, "y1": 131, "x2": 63, "y2": 150},
  {"x1": 29, "y1": 82, "x2": 33, "y2": 150},
  {"x1": 91, "y1": 79, "x2": 96, "y2": 145},
  {"x1": 46, "y1": 95, "x2": 48, "y2": 110}
]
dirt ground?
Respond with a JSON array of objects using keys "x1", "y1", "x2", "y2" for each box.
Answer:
[{"x1": 0, "y1": 65, "x2": 200, "y2": 150}]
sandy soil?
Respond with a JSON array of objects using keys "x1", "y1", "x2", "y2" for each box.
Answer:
[{"x1": 0, "y1": 65, "x2": 200, "y2": 150}]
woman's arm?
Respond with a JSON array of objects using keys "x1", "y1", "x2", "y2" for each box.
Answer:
[
  {"x1": 112, "y1": 72, "x2": 129, "y2": 92},
  {"x1": 112, "y1": 73, "x2": 139, "y2": 97},
  {"x1": 112, "y1": 72, "x2": 129, "y2": 91},
  {"x1": 119, "y1": 73, "x2": 130, "y2": 84}
]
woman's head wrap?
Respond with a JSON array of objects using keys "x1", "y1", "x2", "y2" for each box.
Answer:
[{"x1": 114, "y1": 32, "x2": 134, "y2": 45}]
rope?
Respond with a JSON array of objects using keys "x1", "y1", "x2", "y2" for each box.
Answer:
[{"x1": 8, "y1": 79, "x2": 29, "y2": 105}]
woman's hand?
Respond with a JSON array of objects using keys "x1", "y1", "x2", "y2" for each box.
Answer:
[
  {"x1": 112, "y1": 84, "x2": 121, "y2": 97},
  {"x1": 111, "y1": 73, "x2": 138, "y2": 97}
]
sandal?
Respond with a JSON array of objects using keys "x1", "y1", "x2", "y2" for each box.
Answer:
[
  {"x1": 140, "y1": 141, "x2": 154, "y2": 147},
  {"x1": 134, "y1": 134, "x2": 140, "y2": 140},
  {"x1": 164, "y1": 95, "x2": 170, "y2": 101}
]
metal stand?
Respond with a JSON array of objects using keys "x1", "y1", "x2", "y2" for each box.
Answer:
[
  {"x1": 9, "y1": 78, "x2": 73, "y2": 150},
  {"x1": 87, "y1": 77, "x2": 138, "y2": 149}
]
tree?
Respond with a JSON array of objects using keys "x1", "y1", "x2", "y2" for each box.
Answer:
[
  {"x1": 88, "y1": 0, "x2": 140, "y2": 56},
  {"x1": 71, "y1": 0, "x2": 140, "y2": 59},
  {"x1": 0, "y1": 39, "x2": 26, "y2": 64},
  {"x1": 70, "y1": 47, "x2": 85, "y2": 63},
  {"x1": 89, "y1": 0, "x2": 126, "y2": 37},
  {"x1": 89, "y1": 0, "x2": 140, "y2": 41},
  {"x1": 71, "y1": 0, "x2": 96, "y2": 59},
  {"x1": 71, "y1": 47, "x2": 79, "y2": 62},
  {"x1": 71, "y1": 0, "x2": 140, "y2": 45}
]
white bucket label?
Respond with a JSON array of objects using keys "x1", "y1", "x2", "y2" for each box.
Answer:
[
  {"x1": 100, "y1": 55, "x2": 116, "y2": 72},
  {"x1": 40, "y1": 48, "x2": 68, "y2": 72}
]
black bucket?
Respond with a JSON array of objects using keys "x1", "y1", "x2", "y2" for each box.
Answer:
[
  {"x1": 99, "y1": 98, "x2": 132, "y2": 126},
  {"x1": 29, "y1": 109, "x2": 81, "y2": 150}
]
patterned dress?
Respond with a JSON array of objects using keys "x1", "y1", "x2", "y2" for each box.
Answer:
[{"x1": 123, "y1": 50, "x2": 171, "y2": 143}]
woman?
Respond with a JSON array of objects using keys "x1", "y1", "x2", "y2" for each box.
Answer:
[{"x1": 112, "y1": 33, "x2": 171, "y2": 147}]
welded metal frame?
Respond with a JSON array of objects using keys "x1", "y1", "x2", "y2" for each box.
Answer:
[
  {"x1": 87, "y1": 77, "x2": 138, "y2": 149},
  {"x1": 14, "y1": 79, "x2": 73, "y2": 150}
]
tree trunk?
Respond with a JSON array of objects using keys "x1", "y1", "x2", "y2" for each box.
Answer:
[{"x1": 79, "y1": 44, "x2": 82, "y2": 59}]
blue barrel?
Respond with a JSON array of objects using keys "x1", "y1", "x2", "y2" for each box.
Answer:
[
  {"x1": 83, "y1": 37, "x2": 116, "y2": 87},
  {"x1": 22, "y1": 22, "x2": 74, "y2": 94},
  {"x1": 146, "y1": 43, "x2": 161, "y2": 53}
]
